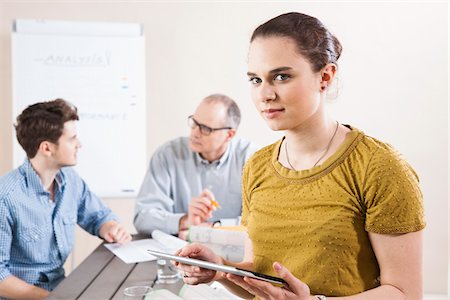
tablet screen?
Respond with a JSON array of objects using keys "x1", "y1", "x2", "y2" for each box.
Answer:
[{"x1": 147, "y1": 249, "x2": 286, "y2": 285}]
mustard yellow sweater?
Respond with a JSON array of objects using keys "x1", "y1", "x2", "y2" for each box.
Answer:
[{"x1": 241, "y1": 126, "x2": 425, "y2": 296}]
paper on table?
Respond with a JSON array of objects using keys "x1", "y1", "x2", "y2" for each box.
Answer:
[
  {"x1": 209, "y1": 282, "x2": 245, "y2": 300},
  {"x1": 104, "y1": 239, "x2": 163, "y2": 263},
  {"x1": 144, "y1": 284, "x2": 244, "y2": 300},
  {"x1": 144, "y1": 289, "x2": 183, "y2": 300},
  {"x1": 141, "y1": 283, "x2": 244, "y2": 300},
  {"x1": 151, "y1": 230, "x2": 188, "y2": 253},
  {"x1": 179, "y1": 283, "x2": 244, "y2": 300},
  {"x1": 104, "y1": 230, "x2": 188, "y2": 264}
]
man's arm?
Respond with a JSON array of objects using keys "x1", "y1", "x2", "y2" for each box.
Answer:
[
  {"x1": 98, "y1": 220, "x2": 131, "y2": 244},
  {"x1": 75, "y1": 175, "x2": 119, "y2": 236},
  {"x1": 0, "y1": 276, "x2": 49, "y2": 300},
  {"x1": 134, "y1": 150, "x2": 184, "y2": 235},
  {"x1": 0, "y1": 200, "x2": 49, "y2": 300},
  {"x1": 70, "y1": 175, "x2": 131, "y2": 244}
]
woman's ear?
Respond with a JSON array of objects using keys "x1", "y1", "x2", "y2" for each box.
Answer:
[{"x1": 320, "y1": 63, "x2": 337, "y2": 91}]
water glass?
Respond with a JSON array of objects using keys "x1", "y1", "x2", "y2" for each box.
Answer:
[
  {"x1": 156, "y1": 259, "x2": 180, "y2": 284},
  {"x1": 123, "y1": 285, "x2": 152, "y2": 299}
]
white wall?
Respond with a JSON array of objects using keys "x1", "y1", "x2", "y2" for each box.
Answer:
[{"x1": 0, "y1": 1, "x2": 448, "y2": 295}]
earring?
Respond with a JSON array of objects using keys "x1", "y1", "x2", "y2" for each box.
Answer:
[{"x1": 321, "y1": 85, "x2": 327, "y2": 91}]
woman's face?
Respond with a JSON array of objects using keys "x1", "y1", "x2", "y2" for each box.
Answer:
[{"x1": 247, "y1": 36, "x2": 323, "y2": 131}]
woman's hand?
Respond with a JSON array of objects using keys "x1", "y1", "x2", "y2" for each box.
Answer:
[
  {"x1": 174, "y1": 243, "x2": 223, "y2": 285},
  {"x1": 225, "y1": 262, "x2": 311, "y2": 300}
]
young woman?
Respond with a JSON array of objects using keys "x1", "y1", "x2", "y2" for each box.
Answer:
[{"x1": 175, "y1": 12, "x2": 425, "y2": 300}]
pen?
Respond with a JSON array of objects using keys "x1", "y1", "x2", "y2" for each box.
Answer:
[
  {"x1": 206, "y1": 185, "x2": 221, "y2": 209},
  {"x1": 210, "y1": 198, "x2": 221, "y2": 209}
]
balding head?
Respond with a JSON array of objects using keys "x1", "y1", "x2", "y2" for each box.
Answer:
[{"x1": 201, "y1": 94, "x2": 241, "y2": 128}]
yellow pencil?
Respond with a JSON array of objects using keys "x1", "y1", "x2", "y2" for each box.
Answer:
[
  {"x1": 206, "y1": 185, "x2": 221, "y2": 209},
  {"x1": 210, "y1": 198, "x2": 221, "y2": 209}
]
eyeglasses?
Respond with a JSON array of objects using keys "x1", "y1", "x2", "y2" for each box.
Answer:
[{"x1": 188, "y1": 115, "x2": 232, "y2": 136}]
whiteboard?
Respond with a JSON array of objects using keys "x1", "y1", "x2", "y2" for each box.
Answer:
[{"x1": 11, "y1": 19, "x2": 146, "y2": 197}]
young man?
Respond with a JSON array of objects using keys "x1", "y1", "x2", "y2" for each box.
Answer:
[
  {"x1": 134, "y1": 94, "x2": 258, "y2": 240},
  {"x1": 0, "y1": 99, "x2": 131, "y2": 300}
]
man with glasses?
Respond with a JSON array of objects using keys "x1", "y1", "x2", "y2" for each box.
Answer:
[{"x1": 134, "y1": 94, "x2": 257, "y2": 239}]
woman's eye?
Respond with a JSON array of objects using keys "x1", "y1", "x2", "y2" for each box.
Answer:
[
  {"x1": 274, "y1": 74, "x2": 290, "y2": 81},
  {"x1": 248, "y1": 77, "x2": 262, "y2": 84}
]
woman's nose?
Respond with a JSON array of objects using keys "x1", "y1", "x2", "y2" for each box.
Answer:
[{"x1": 257, "y1": 84, "x2": 276, "y2": 103}]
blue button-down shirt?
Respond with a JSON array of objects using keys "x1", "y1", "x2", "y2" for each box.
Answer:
[
  {"x1": 134, "y1": 136, "x2": 258, "y2": 235},
  {"x1": 0, "y1": 160, "x2": 117, "y2": 292}
]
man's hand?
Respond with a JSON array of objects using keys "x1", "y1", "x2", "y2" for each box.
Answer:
[
  {"x1": 178, "y1": 188, "x2": 217, "y2": 239},
  {"x1": 0, "y1": 275, "x2": 50, "y2": 300},
  {"x1": 178, "y1": 228, "x2": 189, "y2": 240},
  {"x1": 99, "y1": 221, "x2": 132, "y2": 244},
  {"x1": 188, "y1": 188, "x2": 216, "y2": 226}
]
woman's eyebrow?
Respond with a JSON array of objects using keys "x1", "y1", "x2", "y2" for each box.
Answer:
[
  {"x1": 269, "y1": 66, "x2": 292, "y2": 74},
  {"x1": 247, "y1": 66, "x2": 293, "y2": 77}
]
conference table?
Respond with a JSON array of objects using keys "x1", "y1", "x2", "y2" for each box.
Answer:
[{"x1": 46, "y1": 240, "x2": 184, "y2": 300}]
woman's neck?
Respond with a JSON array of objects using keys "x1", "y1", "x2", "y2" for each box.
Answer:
[{"x1": 281, "y1": 116, "x2": 346, "y2": 170}]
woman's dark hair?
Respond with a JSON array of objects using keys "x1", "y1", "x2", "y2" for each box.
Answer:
[
  {"x1": 15, "y1": 98, "x2": 79, "y2": 158},
  {"x1": 251, "y1": 12, "x2": 342, "y2": 72}
]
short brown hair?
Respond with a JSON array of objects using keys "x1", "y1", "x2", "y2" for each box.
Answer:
[{"x1": 15, "y1": 99, "x2": 79, "y2": 158}]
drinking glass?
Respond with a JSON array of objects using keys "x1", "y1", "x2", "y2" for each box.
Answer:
[
  {"x1": 123, "y1": 285, "x2": 152, "y2": 299},
  {"x1": 156, "y1": 259, "x2": 180, "y2": 284}
]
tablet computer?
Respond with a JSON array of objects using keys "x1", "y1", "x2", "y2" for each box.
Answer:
[{"x1": 147, "y1": 249, "x2": 286, "y2": 285}]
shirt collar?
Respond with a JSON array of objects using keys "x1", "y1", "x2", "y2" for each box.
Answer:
[
  {"x1": 21, "y1": 159, "x2": 66, "y2": 194},
  {"x1": 195, "y1": 141, "x2": 232, "y2": 169},
  {"x1": 54, "y1": 169, "x2": 66, "y2": 193}
]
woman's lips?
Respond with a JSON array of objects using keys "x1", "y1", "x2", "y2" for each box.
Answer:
[{"x1": 262, "y1": 108, "x2": 285, "y2": 119}]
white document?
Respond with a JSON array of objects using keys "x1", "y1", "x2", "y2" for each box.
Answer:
[
  {"x1": 142, "y1": 284, "x2": 244, "y2": 300},
  {"x1": 188, "y1": 226, "x2": 247, "y2": 247},
  {"x1": 104, "y1": 230, "x2": 188, "y2": 264},
  {"x1": 152, "y1": 230, "x2": 188, "y2": 253},
  {"x1": 188, "y1": 226, "x2": 247, "y2": 262},
  {"x1": 199, "y1": 243, "x2": 244, "y2": 263},
  {"x1": 179, "y1": 283, "x2": 244, "y2": 300},
  {"x1": 145, "y1": 289, "x2": 183, "y2": 300},
  {"x1": 104, "y1": 239, "x2": 163, "y2": 263}
]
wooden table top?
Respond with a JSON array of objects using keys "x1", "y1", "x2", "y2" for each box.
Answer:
[{"x1": 46, "y1": 242, "x2": 184, "y2": 300}]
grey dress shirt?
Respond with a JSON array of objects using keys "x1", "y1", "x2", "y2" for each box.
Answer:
[{"x1": 134, "y1": 136, "x2": 258, "y2": 235}]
